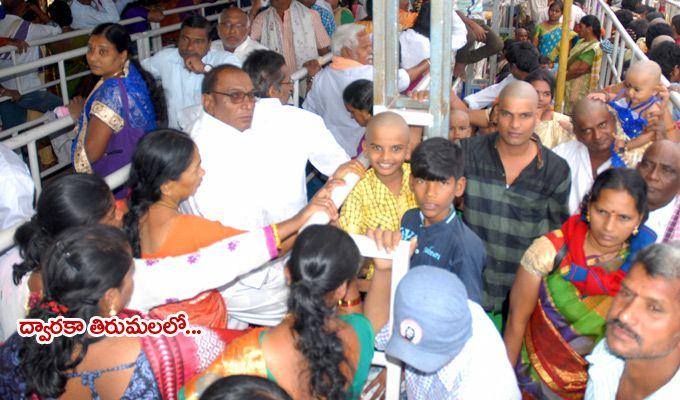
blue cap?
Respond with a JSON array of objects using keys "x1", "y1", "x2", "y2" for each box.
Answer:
[{"x1": 385, "y1": 266, "x2": 472, "y2": 373}]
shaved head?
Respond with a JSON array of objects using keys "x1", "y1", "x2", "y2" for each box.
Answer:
[
  {"x1": 219, "y1": 7, "x2": 248, "y2": 24},
  {"x1": 572, "y1": 97, "x2": 611, "y2": 123},
  {"x1": 365, "y1": 111, "x2": 409, "y2": 141},
  {"x1": 499, "y1": 80, "x2": 539, "y2": 109},
  {"x1": 628, "y1": 60, "x2": 662, "y2": 84}
]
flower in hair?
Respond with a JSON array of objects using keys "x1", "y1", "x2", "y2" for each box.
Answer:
[{"x1": 39, "y1": 300, "x2": 69, "y2": 315}]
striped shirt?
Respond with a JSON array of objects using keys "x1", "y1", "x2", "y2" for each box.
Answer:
[
  {"x1": 251, "y1": 5, "x2": 331, "y2": 71},
  {"x1": 460, "y1": 133, "x2": 571, "y2": 313}
]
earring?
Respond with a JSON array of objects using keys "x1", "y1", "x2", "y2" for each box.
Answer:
[
  {"x1": 633, "y1": 226, "x2": 639, "y2": 236},
  {"x1": 109, "y1": 305, "x2": 117, "y2": 317},
  {"x1": 586, "y1": 213, "x2": 591, "y2": 222}
]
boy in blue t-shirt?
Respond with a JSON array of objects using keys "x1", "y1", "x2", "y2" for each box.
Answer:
[{"x1": 400, "y1": 138, "x2": 486, "y2": 303}]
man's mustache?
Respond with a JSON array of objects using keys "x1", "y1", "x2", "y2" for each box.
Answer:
[{"x1": 607, "y1": 318, "x2": 642, "y2": 344}]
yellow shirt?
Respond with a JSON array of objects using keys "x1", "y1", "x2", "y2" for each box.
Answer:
[
  {"x1": 338, "y1": 163, "x2": 417, "y2": 235},
  {"x1": 535, "y1": 111, "x2": 574, "y2": 149}
]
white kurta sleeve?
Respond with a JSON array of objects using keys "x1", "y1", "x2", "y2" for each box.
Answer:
[
  {"x1": 306, "y1": 113, "x2": 350, "y2": 176},
  {"x1": 128, "y1": 228, "x2": 277, "y2": 312}
]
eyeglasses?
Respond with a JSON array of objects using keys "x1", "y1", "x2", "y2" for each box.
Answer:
[
  {"x1": 211, "y1": 90, "x2": 258, "y2": 104},
  {"x1": 280, "y1": 80, "x2": 294, "y2": 86}
]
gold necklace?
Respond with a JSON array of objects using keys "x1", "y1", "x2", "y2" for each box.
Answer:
[
  {"x1": 154, "y1": 200, "x2": 179, "y2": 212},
  {"x1": 585, "y1": 233, "x2": 624, "y2": 263}
]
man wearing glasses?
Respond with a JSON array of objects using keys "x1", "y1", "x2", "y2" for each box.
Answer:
[
  {"x1": 211, "y1": 7, "x2": 267, "y2": 63},
  {"x1": 142, "y1": 15, "x2": 241, "y2": 128},
  {"x1": 183, "y1": 64, "x2": 349, "y2": 328}
]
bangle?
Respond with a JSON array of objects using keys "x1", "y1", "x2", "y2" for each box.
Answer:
[
  {"x1": 272, "y1": 224, "x2": 281, "y2": 250},
  {"x1": 338, "y1": 296, "x2": 361, "y2": 308}
]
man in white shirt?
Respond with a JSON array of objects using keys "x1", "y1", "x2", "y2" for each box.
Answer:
[
  {"x1": 464, "y1": 41, "x2": 539, "y2": 110},
  {"x1": 142, "y1": 15, "x2": 241, "y2": 129},
  {"x1": 585, "y1": 243, "x2": 680, "y2": 400},
  {"x1": 69, "y1": 0, "x2": 120, "y2": 30},
  {"x1": 0, "y1": 142, "x2": 34, "y2": 229},
  {"x1": 636, "y1": 140, "x2": 680, "y2": 243},
  {"x1": 553, "y1": 98, "x2": 614, "y2": 215},
  {"x1": 373, "y1": 266, "x2": 520, "y2": 399},
  {"x1": 0, "y1": 5, "x2": 62, "y2": 129},
  {"x1": 303, "y1": 24, "x2": 428, "y2": 156},
  {"x1": 210, "y1": 7, "x2": 267, "y2": 63},
  {"x1": 184, "y1": 65, "x2": 348, "y2": 327}
]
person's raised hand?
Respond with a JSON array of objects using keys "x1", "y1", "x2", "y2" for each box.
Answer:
[
  {"x1": 409, "y1": 90, "x2": 429, "y2": 103},
  {"x1": 8, "y1": 38, "x2": 28, "y2": 53},
  {"x1": 68, "y1": 96, "x2": 84, "y2": 121},
  {"x1": 184, "y1": 55, "x2": 207, "y2": 74},
  {"x1": 303, "y1": 59, "x2": 321, "y2": 77},
  {"x1": 469, "y1": 19, "x2": 487, "y2": 42}
]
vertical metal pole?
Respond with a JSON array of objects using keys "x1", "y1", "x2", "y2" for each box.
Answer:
[
  {"x1": 372, "y1": 0, "x2": 387, "y2": 108},
  {"x1": 554, "y1": 0, "x2": 573, "y2": 112},
  {"x1": 151, "y1": 22, "x2": 163, "y2": 55},
  {"x1": 429, "y1": 0, "x2": 452, "y2": 138},
  {"x1": 293, "y1": 79, "x2": 300, "y2": 107},
  {"x1": 599, "y1": 17, "x2": 612, "y2": 88},
  {"x1": 58, "y1": 60, "x2": 69, "y2": 104},
  {"x1": 27, "y1": 141, "x2": 42, "y2": 196}
]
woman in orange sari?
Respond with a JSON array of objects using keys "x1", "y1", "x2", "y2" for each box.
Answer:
[{"x1": 123, "y1": 129, "x2": 337, "y2": 326}]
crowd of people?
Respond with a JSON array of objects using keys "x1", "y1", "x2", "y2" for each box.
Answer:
[{"x1": 0, "y1": 0, "x2": 679, "y2": 398}]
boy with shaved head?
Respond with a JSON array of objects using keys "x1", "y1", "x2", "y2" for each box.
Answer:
[
  {"x1": 338, "y1": 112, "x2": 416, "y2": 235},
  {"x1": 459, "y1": 81, "x2": 571, "y2": 327}
]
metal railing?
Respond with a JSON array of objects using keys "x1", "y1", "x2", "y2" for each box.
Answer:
[
  {"x1": 0, "y1": 48, "x2": 333, "y2": 192},
  {"x1": 0, "y1": 0, "x2": 233, "y2": 108},
  {"x1": 663, "y1": 0, "x2": 680, "y2": 22},
  {"x1": 585, "y1": 0, "x2": 680, "y2": 111}
]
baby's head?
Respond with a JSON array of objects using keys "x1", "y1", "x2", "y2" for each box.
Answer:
[
  {"x1": 449, "y1": 109, "x2": 472, "y2": 141},
  {"x1": 623, "y1": 60, "x2": 662, "y2": 106}
]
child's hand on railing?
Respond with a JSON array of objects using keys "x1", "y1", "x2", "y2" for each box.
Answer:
[{"x1": 68, "y1": 96, "x2": 84, "y2": 121}]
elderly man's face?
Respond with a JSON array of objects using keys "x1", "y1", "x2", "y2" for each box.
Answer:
[
  {"x1": 178, "y1": 26, "x2": 211, "y2": 61},
  {"x1": 218, "y1": 10, "x2": 249, "y2": 51},
  {"x1": 344, "y1": 30, "x2": 373, "y2": 65},
  {"x1": 496, "y1": 96, "x2": 537, "y2": 147},
  {"x1": 203, "y1": 69, "x2": 256, "y2": 131},
  {"x1": 573, "y1": 106, "x2": 615, "y2": 157},
  {"x1": 606, "y1": 263, "x2": 680, "y2": 361},
  {"x1": 637, "y1": 143, "x2": 680, "y2": 210}
]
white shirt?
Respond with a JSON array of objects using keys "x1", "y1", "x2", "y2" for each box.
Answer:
[
  {"x1": 0, "y1": 15, "x2": 61, "y2": 92},
  {"x1": 114, "y1": 0, "x2": 135, "y2": 14},
  {"x1": 464, "y1": 74, "x2": 516, "y2": 110},
  {"x1": 303, "y1": 62, "x2": 410, "y2": 156},
  {"x1": 0, "y1": 143, "x2": 34, "y2": 229},
  {"x1": 375, "y1": 301, "x2": 521, "y2": 399},
  {"x1": 451, "y1": 8, "x2": 469, "y2": 51},
  {"x1": 186, "y1": 100, "x2": 348, "y2": 229},
  {"x1": 586, "y1": 339, "x2": 680, "y2": 399},
  {"x1": 646, "y1": 196, "x2": 679, "y2": 243},
  {"x1": 553, "y1": 139, "x2": 612, "y2": 216},
  {"x1": 70, "y1": 0, "x2": 120, "y2": 30},
  {"x1": 210, "y1": 36, "x2": 268, "y2": 63},
  {"x1": 400, "y1": 29, "x2": 431, "y2": 69},
  {"x1": 141, "y1": 48, "x2": 242, "y2": 128}
]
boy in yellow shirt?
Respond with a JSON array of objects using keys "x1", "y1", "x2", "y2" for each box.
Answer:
[{"x1": 338, "y1": 112, "x2": 416, "y2": 235}]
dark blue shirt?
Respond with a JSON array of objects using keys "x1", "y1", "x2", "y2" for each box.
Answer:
[{"x1": 400, "y1": 207, "x2": 486, "y2": 303}]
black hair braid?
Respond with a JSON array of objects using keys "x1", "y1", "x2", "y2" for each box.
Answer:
[
  {"x1": 123, "y1": 172, "x2": 160, "y2": 258},
  {"x1": 287, "y1": 280, "x2": 349, "y2": 400},
  {"x1": 13, "y1": 216, "x2": 51, "y2": 285}
]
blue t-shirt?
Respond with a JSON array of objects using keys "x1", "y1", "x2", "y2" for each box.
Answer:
[{"x1": 400, "y1": 207, "x2": 486, "y2": 303}]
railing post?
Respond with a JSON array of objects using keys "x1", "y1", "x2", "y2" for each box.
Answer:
[
  {"x1": 27, "y1": 141, "x2": 42, "y2": 196},
  {"x1": 57, "y1": 60, "x2": 70, "y2": 104}
]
